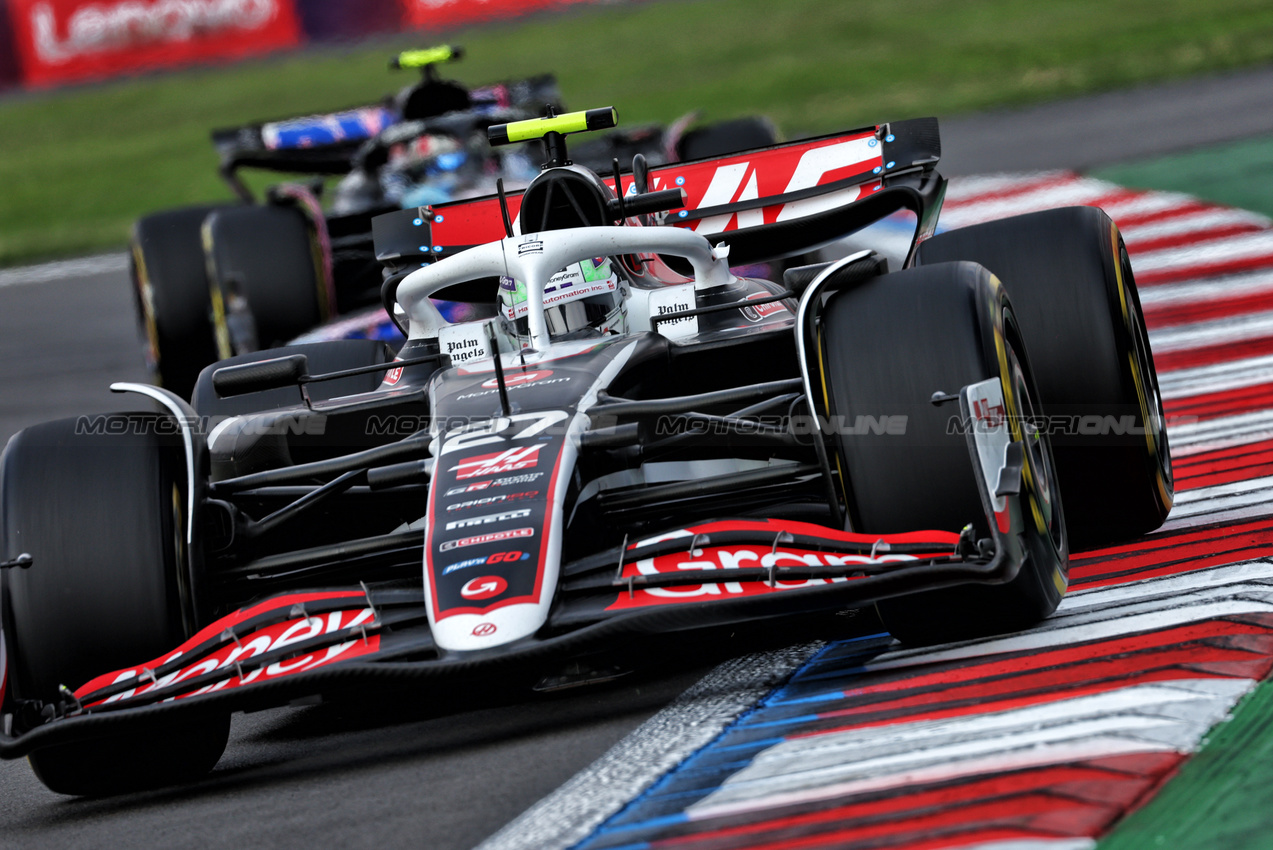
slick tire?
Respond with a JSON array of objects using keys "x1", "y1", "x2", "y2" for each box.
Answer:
[
  {"x1": 0, "y1": 414, "x2": 228, "y2": 795},
  {"x1": 205, "y1": 204, "x2": 328, "y2": 358},
  {"x1": 676, "y1": 116, "x2": 779, "y2": 161},
  {"x1": 816, "y1": 261, "x2": 1068, "y2": 645},
  {"x1": 130, "y1": 206, "x2": 228, "y2": 400},
  {"x1": 917, "y1": 206, "x2": 1172, "y2": 548}
]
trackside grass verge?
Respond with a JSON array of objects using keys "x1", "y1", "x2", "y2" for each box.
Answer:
[{"x1": 2, "y1": 0, "x2": 1273, "y2": 265}]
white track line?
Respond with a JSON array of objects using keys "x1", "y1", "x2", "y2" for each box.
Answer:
[
  {"x1": 686, "y1": 679, "x2": 1248, "y2": 819},
  {"x1": 1160, "y1": 352, "x2": 1273, "y2": 399},
  {"x1": 473, "y1": 643, "x2": 824, "y2": 850},
  {"x1": 0, "y1": 253, "x2": 129, "y2": 289},
  {"x1": 1149, "y1": 308, "x2": 1273, "y2": 352}
]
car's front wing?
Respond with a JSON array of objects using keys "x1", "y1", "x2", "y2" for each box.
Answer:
[{"x1": 0, "y1": 379, "x2": 1034, "y2": 757}]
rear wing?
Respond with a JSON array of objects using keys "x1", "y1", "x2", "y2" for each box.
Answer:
[
  {"x1": 211, "y1": 74, "x2": 562, "y2": 200},
  {"x1": 372, "y1": 117, "x2": 944, "y2": 272}
]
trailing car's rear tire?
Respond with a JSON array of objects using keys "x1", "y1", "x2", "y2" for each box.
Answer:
[
  {"x1": 816, "y1": 261, "x2": 1067, "y2": 645},
  {"x1": 917, "y1": 206, "x2": 1172, "y2": 548},
  {"x1": 130, "y1": 206, "x2": 228, "y2": 400},
  {"x1": 205, "y1": 204, "x2": 329, "y2": 358},
  {"x1": 676, "y1": 116, "x2": 779, "y2": 161},
  {"x1": 0, "y1": 414, "x2": 228, "y2": 795}
]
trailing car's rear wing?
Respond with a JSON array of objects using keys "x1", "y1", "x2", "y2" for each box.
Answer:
[
  {"x1": 211, "y1": 74, "x2": 562, "y2": 202},
  {"x1": 372, "y1": 118, "x2": 943, "y2": 272}
]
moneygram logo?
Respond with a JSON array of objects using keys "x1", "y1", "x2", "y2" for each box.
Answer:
[
  {"x1": 451, "y1": 445, "x2": 543, "y2": 480},
  {"x1": 482, "y1": 369, "x2": 552, "y2": 389}
]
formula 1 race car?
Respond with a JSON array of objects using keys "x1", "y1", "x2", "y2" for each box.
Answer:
[
  {"x1": 130, "y1": 47, "x2": 778, "y2": 399},
  {"x1": 1, "y1": 108, "x2": 1171, "y2": 796}
]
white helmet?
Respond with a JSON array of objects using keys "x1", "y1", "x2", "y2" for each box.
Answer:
[{"x1": 497, "y1": 257, "x2": 627, "y2": 343}]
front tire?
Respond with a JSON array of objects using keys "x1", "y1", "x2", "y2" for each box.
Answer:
[
  {"x1": 1, "y1": 414, "x2": 228, "y2": 795},
  {"x1": 815, "y1": 261, "x2": 1067, "y2": 644}
]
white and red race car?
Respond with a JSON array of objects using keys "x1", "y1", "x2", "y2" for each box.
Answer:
[{"x1": 0, "y1": 108, "x2": 1170, "y2": 795}]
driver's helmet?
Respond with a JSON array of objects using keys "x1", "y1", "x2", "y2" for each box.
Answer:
[{"x1": 498, "y1": 257, "x2": 627, "y2": 343}]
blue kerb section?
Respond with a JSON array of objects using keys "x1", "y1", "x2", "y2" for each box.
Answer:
[{"x1": 571, "y1": 633, "x2": 892, "y2": 850}]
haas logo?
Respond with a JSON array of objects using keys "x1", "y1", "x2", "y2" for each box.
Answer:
[{"x1": 460, "y1": 576, "x2": 508, "y2": 600}]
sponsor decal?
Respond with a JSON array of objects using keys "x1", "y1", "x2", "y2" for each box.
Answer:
[
  {"x1": 383, "y1": 363, "x2": 404, "y2": 386},
  {"x1": 740, "y1": 292, "x2": 790, "y2": 323},
  {"x1": 439, "y1": 527, "x2": 535, "y2": 552},
  {"x1": 86, "y1": 607, "x2": 379, "y2": 705},
  {"x1": 442, "y1": 550, "x2": 532, "y2": 576},
  {"x1": 972, "y1": 395, "x2": 1007, "y2": 427},
  {"x1": 492, "y1": 472, "x2": 543, "y2": 487},
  {"x1": 439, "y1": 322, "x2": 489, "y2": 365},
  {"x1": 483, "y1": 369, "x2": 552, "y2": 390},
  {"x1": 648, "y1": 283, "x2": 699, "y2": 340},
  {"x1": 444, "y1": 507, "x2": 533, "y2": 531},
  {"x1": 456, "y1": 376, "x2": 572, "y2": 400},
  {"x1": 451, "y1": 445, "x2": 543, "y2": 480},
  {"x1": 262, "y1": 106, "x2": 395, "y2": 151},
  {"x1": 445, "y1": 481, "x2": 491, "y2": 496},
  {"x1": 12, "y1": 0, "x2": 303, "y2": 88},
  {"x1": 607, "y1": 545, "x2": 920, "y2": 610},
  {"x1": 445, "y1": 491, "x2": 541, "y2": 512},
  {"x1": 685, "y1": 136, "x2": 880, "y2": 233},
  {"x1": 443, "y1": 474, "x2": 541, "y2": 497},
  {"x1": 460, "y1": 576, "x2": 508, "y2": 600},
  {"x1": 500, "y1": 273, "x2": 617, "y2": 321},
  {"x1": 471, "y1": 622, "x2": 497, "y2": 637},
  {"x1": 517, "y1": 238, "x2": 543, "y2": 255}
]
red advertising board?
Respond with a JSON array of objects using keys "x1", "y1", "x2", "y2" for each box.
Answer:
[
  {"x1": 7, "y1": 0, "x2": 303, "y2": 87},
  {"x1": 402, "y1": 0, "x2": 602, "y2": 31}
]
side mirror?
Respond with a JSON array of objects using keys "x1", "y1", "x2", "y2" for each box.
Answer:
[{"x1": 211, "y1": 354, "x2": 309, "y2": 399}]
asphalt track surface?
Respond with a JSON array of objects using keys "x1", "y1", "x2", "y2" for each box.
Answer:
[{"x1": 2, "y1": 64, "x2": 1273, "y2": 849}]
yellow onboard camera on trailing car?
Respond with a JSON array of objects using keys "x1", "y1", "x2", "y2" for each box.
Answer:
[{"x1": 390, "y1": 45, "x2": 463, "y2": 70}]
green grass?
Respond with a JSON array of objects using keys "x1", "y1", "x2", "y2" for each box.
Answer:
[
  {"x1": 1095, "y1": 135, "x2": 1273, "y2": 219},
  {"x1": 3, "y1": 0, "x2": 1273, "y2": 266},
  {"x1": 1097, "y1": 678, "x2": 1273, "y2": 850}
]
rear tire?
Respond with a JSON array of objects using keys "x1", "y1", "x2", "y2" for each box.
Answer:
[
  {"x1": 815, "y1": 261, "x2": 1067, "y2": 644},
  {"x1": 130, "y1": 206, "x2": 228, "y2": 400},
  {"x1": 205, "y1": 204, "x2": 329, "y2": 358},
  {"x1": 676, "y1": 116, "x2": 779, "y2": 161},
  {"x1": 917, "y1": 206, "x2": 1172, "y2": 548},
  {"x1": 1, "y1": 414, "x2": 228, "y2": 794}
]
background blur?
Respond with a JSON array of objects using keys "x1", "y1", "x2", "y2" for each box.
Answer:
[{"x1": 2, "y1": 0, "x2": 1273, "y2": 266}]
